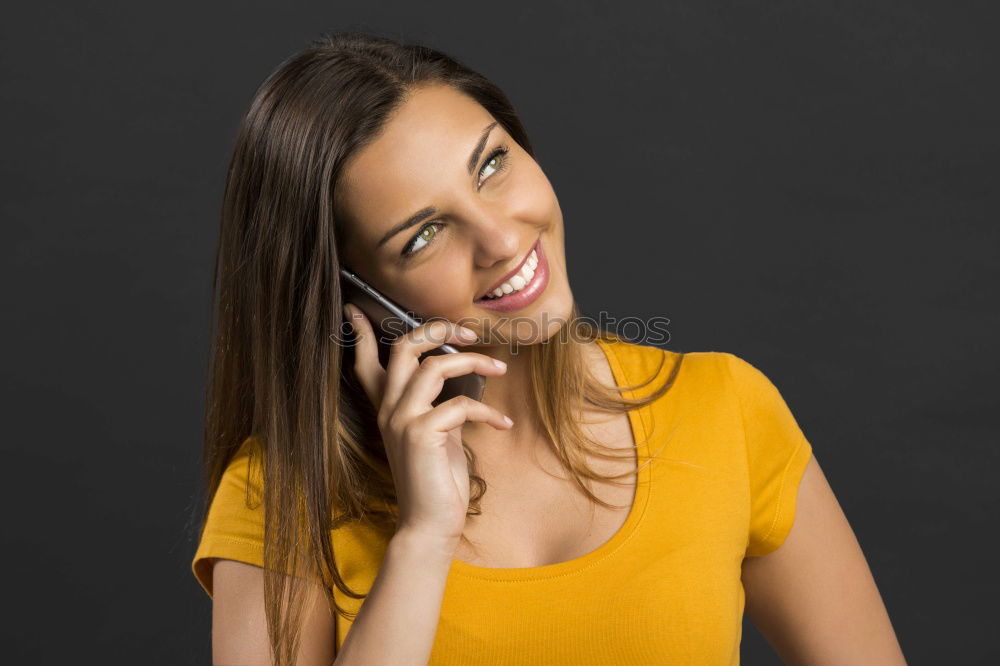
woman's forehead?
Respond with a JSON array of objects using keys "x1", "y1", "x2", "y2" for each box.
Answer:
[{"x1": 337, "y1": 85, "x2": 497, "y2": 240}]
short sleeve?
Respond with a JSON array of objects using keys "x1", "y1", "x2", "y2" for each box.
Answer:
[
  {"x1": 191, "y1": 437, "x2": 266, "y2": 599},
  {"x1": 723, "y1": 353, "x2": 814, "y2": 557}
]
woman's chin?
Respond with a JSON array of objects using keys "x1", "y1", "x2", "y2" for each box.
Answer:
[{"x1": 476, "y1": 284, "x2": 575, "y2": 348}]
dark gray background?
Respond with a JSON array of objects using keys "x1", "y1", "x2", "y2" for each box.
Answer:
[{"x1": 3, "y1": 1, "x2": 996, "y2": 663}]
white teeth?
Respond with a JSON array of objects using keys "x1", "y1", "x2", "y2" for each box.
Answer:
[{"x1": 482, "y1": 247, "x2": 541, "y2": 299}]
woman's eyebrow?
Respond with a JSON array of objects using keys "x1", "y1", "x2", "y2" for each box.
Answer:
[{"x1": 375, "y1": 121, "x2": 499, "y2": 250}]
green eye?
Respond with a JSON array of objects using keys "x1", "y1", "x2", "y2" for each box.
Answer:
[
  {"x1": 481, "y1": 156, "x2": 500, "y2": 178},
  {"x1": 478, "y1": 145, "x2": 510, "y2": 183},
  {"x1": 403, "y1": 222, "x2": 440, "y2": 256}
]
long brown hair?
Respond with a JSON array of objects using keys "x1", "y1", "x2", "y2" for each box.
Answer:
[{"x1": 193, "y1": 31, "x2": 683, "y2": 665}]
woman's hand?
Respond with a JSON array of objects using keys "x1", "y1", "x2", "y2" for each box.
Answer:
[{"x1": 343, "y1": 303, "x2": 511, "y2": 552}]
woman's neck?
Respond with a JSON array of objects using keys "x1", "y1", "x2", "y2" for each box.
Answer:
[{"x1": 466, "y1": 341, "x2": 536, "y2": 428}]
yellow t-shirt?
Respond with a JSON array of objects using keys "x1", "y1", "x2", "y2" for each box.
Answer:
[{"x1": 191, "y1": 337, "x2": 813, "y2": 664}]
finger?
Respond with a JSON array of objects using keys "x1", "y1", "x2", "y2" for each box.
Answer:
[
  {"x1": 381, "y1": 319, "x2": 479, "y2": 409},
  {"x1": 407, "y1": 394, "x2": 513, "y2": 439},
  {"x1": 394, "y1": 353, "x2": 507, "y2": 416},
  {"x1": 343, "y1": 303, "x2": 386, "y2": 407}
]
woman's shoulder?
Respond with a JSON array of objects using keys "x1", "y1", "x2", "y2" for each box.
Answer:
[
  {"x1": 594, "y1": 332, "x2": 719, "y2": 371},
  {"x1": 596, "y1": 334, "x2": 757, "y2": 391}
]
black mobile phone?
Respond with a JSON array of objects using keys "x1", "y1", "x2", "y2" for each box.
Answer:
[{"x1": 339, "y1": 266, "x2": 487, "y2": 406}]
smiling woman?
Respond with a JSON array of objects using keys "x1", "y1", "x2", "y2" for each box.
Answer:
[
  {"x1": 332, "y1": 82, "x2": 574, "y2": 346},
  {"x1": 190, "y1": 31, "x2": 905, "y2": 666}
]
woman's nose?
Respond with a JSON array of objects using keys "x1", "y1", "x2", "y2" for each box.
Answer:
[{"x1": 471, "y1": 226, "x2": 521, "y2": 268}]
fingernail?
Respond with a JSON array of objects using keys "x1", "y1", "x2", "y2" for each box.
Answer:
[
  {"x1": 493, "y1": 358, "x2": 506, "y2": 369},
  {"x1": 503, "y1": 415, "x2": 513, "y2": 426},
  {"x1": 458, "y1": 327, "x2": 477, "y2": 341}
]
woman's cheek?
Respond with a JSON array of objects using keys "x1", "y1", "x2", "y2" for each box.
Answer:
[
  {"x1": 506, "y1": 164, "x2": 559, "y2": 226},
  {"x1": 400, "y1": 269, "x2": 472, "y2": 317}
]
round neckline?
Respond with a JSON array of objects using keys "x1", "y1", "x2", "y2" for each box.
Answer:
[{"x1": 450, "y1": 336, "x2": 652, "y2": 582}]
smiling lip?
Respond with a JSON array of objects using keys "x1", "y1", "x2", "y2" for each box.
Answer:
[
  {"x1": 476, "y1": 237, "x2": 541, "y2": 300},
  {"x1": 473, "y1": 237, "x2": 549, "y2": 312}
]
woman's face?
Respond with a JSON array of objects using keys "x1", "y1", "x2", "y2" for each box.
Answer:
[{"x1": 335, "y1": 83, "x2": 574, "y2": 347}]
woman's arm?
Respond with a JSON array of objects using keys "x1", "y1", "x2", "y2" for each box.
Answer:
[
  {"x1": 211, "y1": 530, "x2": 454, "y2": 665},
  {"x1": 741, "y1": 456, "x2": 907, "y2": 665},
  {"x1": 335, "y1": 530, "x2": 455, "y2": 664},
  {"x1": 212, "y1": 559, "x2": 336, "y2": 665}
]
